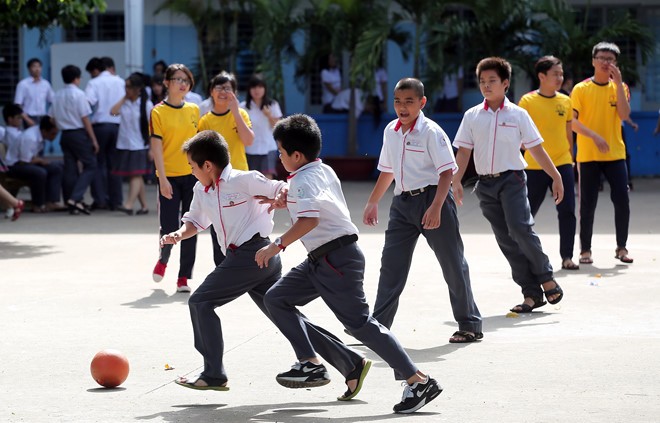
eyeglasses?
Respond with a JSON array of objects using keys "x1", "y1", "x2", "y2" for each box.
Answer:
[
  {"x1": 594, "y1": 56, "x2": 616, "y2": 64},
  {"x1": 168, "y1": 77, "x2": 191, "y2": 86},
  {"x1": 213, "y1": 86, "x2": 234, "y2": 93}
]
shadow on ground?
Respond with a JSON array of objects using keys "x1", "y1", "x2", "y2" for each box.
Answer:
[
  {"x1": 121, "y1": 289, "x2": 191, "y2": 309},
  {"x1": 0, "y1": 241, "x2": 58, "y2": 259}
]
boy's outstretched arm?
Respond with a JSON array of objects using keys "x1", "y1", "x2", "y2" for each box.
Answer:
[
  {"x1": 421, "y1": 169, "x2": 452, "y2": 230},
  {"x1": 528, "y1": 144, "x2": 564, "y2": 204},
  {"x1": 572, "y1": 110, "x2": 609, "y2": 154},
  {"x1": 452, "y1": 147, "x2": 471, "y2": 206},
  {"x1": 363, "y1": 172, "x2": 394, "y2": 226},
  {"x1": 160, "y1": 222, "x2": 198, "y2": 247},
  {"x1": 255, "y1": 217, "x2": 319, "y2": 268}
]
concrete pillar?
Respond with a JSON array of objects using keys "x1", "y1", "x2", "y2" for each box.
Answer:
[{"x1": 124, "y1": 0, "x2": 144, "y2": 75}]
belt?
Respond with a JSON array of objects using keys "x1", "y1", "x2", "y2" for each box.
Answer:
[
  {"x1": 308, "y1": 234, "x2": 358, "y2": 263},
  {"x1": 478, "y1": 170, "x2": 513, "y2": 180},
  {"x1": 227, "y1": 232, "x2": 264, "y2": 251},
  {"x1": 62, "y1": 128, "x2": 85, "y2": 133},
  {"x1": 402, "y1": 185, "x2": 435, "y2": 196}
]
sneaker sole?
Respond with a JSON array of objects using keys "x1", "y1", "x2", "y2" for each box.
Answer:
[
  {"x1": 276, "y1": 377, "x2": 331, "y2": 389},
  {"x1": 394, "y1": 383, "x2": 443, "y2": 414},
  {"x1": 176, "y1": 286, "x2": 191, "y2": 293},
  {"x1": 152, "y1": 274, "x2": 164, "y2": 282},
  {"x1": 338, "y1": 359, "x2": 372, "y2": 401}
]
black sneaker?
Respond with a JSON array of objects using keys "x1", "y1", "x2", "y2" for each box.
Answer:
[
  {"x1": 276, "y1": 361, "x2": 331, "y2": 388},
  {"x1": 393, "y1": 376, "x2": 442, "y2": 414}
]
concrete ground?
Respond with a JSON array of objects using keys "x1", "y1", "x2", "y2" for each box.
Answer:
[{"x1": 1, "y1": 178, "x2": 659, "y2": 423}]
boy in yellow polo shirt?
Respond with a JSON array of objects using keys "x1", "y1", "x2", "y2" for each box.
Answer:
[
  {"x1": 198, "y1": 71, "x2": 255, "y2": 265},
  {"x1": 571, "y1": 42, "x2": 633, "y2": 265},
  {"x1": 519, "y1": 56, "x2": 578, "y2": 271}
]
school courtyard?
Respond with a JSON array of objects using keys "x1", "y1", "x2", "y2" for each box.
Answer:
[{"x1": 1, "y1": 178, "x2": 659, "y2": 422}]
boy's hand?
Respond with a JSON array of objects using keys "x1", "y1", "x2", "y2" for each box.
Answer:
[
  {"x1": 160, "y1": 232, "x2": 182, "y2": 247},
  {"x1": 608, "y1": 64, "x2": 623, "y2": 85},
  {"x1": 255, "y1": 188, "x2": 288, "y2": 213},
  {"x1": 453, "y1": 182, "x2": 464, "y2": 206},
  {"x1": 422, "y1": 202, "x2": 442, "y2": 230},
  {"x1": 551, "y1": 176, "x2": 564, "y2": 205},
  {"x1": 363, "y1": 202, "x2": 379, "y2": 226},
  {"x1": 255, "y1": 243, "x2": 279, "y2": 268},
  {"x1": 592, "y1": 133, "x2": 610, "y2": 154}
]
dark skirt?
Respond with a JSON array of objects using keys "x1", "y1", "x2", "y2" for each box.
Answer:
[{"x1": 112, "y1": 148, "x2": 149, "y2": 176}]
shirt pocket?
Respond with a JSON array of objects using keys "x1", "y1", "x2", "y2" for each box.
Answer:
[
  {"x1": 220, "y1": 193, "x2": 248, "y2": 209},
  {"x1": 496, "y1": 121, "x2": 521, "y2": 147},
  {"x1": 404, "y1": 140, "x2": 426, "y2": 154}
]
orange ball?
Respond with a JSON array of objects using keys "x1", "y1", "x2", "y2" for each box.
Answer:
[{"x1": 90, "y1": 349, "x2": 129, "y2": 388}]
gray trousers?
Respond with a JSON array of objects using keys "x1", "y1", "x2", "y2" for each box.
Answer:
[
  {"x1": 475, "y1": 170, "x2": 553, "y2": 299},
  {"x1": 265, "y1": 242, "x2": 418, "y2": 381},
  {"x1": 373, "y1": 186, "x2": 482, "y2": 333},
  {"x1": 189, "y1": 236, "x2": 365, "y2": 383}
]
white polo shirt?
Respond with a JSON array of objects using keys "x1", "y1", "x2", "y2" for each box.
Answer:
[
  {"x1": 85, "y1": 71, "x2": 125, "y2": 124},
  {"x1": 4, "y1": 127, "x2": 24, "y2": 166},
  {"x1": 453, "y1": 97, "x2": 543, "y2": 175},
  {"x1": 16, "y1": 125, "x2": 44, "y2": 163},
  {"x1": 182, "y1": 164, "x2": 287, "y2": 255},
  {"x1": 14, "y1": 77, "x2": 54, "y2": 116},
  {"x1": 321, "y1": 68, "x2": 341, "y2": 105},
  {"x1": 286, "y1": 160, "x2": 358, "y2": 252},
  {"x1": 116, "y1": 98, "x2": 154, "y2": 151},
  {"x1": 49, "y1": 84, "x2": 93, "y2": 130},
  {"x1": 378, "y1": 111, "x2": 457, "y2": 195},
  {"x1": 241, "y1": 100, "x2": 282, "y2": 155}
]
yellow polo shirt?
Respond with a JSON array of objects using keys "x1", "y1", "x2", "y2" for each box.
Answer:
[
  {"x1": 150, "y1": 101, "x2": 199, "y2": 177},
  {"x1": 519, "y1": 90, "x2": 573, "y2": 170},
  {"x1": 198, "y1": 109, "x2": 251, "y2": 171},
  {"x1": 571, "y1": 78, "x2": 629, "y2": 162}
]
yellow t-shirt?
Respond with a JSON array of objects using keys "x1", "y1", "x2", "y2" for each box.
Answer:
[
  {"x1": 150, "y1": 101, "x2": 199, "y2": 177},
  {"x1": 198, "y1": 109, "x2": 251, "y2": 171},
  {"x1": 519, "y1": 91, "x2": 572, "y2": 170},
  {"x1": 571, "y1": 78, "x2": 629, "y2": 163}
]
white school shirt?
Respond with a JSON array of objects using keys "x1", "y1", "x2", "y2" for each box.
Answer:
[
  {"x1": 321, "y1": 68, "x2": 341, "y2": 105},
  {"x1": 85, "y1": 71, "x2": 124, "y2": 124},
  {"x1": 377, "y1": 111, "x2": 457, "y2": 195},
  {"x1": 49, "y1": 84, "x2": 93, "y2": 130},
  {"x1": 241, "y1": 100, "x2": 282, "y2": 155},
  {"x1": 184, "y1": 91, "x2": 203, "y2": 106},
  {"x1": 3, "y1": 127, "x2": 24, "y2": 166},
  {"x1": 14, "y1": 77, "x2": 55, "y2": 116},
  {"x1": 441, "y1": 67, "x2": 463, "y2": 100},
  {"x1": 16, "y1": 125, "x2": 44, "y2": 163},
  {"x1": 199, "y1": 97, "x2": 213, "y2": 117},
  {"x1": 116, "y1": 98, "x2": 154, "y2": 151},
  {"x1": 286, "y1": 160, "x2": 358, "y2": 252},
  {"x1": 374, "y1": 68, "x2": 388, "y2": 101},
  {"x1": 453, "y1": 97, "x2": 543, "y2": 175},
  {"x1": 182, "y1": 164, "x2": 287, "y2": 255}
]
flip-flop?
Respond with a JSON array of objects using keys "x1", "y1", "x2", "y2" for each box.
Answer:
[
  {"x1": 615, "y1": 247, "x2": 633, "y2": 264},
  {"x1": 579, "y1": 251, "x2": 593, "y2": 264},
  {"x1": 510, "y1": 297, "x2": 546, "y2": 313},
  {"x1": 544, "y1": 281, "x2": 564, "y2": 305},
  {"x1": 175, "y1": 374, "x2": 229, "y2": 391},
  {"x1": 561, "y1": 259, "x2": 580, "y2": 270},
  {"x1": 449, "y1": 330, "x2": 484, "y2": 343},
  {"x1": 337, "y1": 358, "x2": 372, "y2": 401}
]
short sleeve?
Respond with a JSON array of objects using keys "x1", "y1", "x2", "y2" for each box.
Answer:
[
  {"x1": 570, "y1": 85, "x2": 583, "y2": 116},
  {"x1": 270, "y1": 101, "x2": 283, "y2": 119},
  {"x1": 197, "y1": 113, "x2": 209, "y2": 132},
  {"x1": 78, "y1": 93, "x2": 92, "y2": 118},
  {"x1": 376, "y1": 131, "x2": 393, "y2": 172},
  {"x1": 181, "y1": 185, "x2": 212, "y2": 231},
  {"x1": 14, "y1": 81, "x2": 25, "y2": 105},
  {"x1": 243, "y1": 171, "x2": 286, "y2": 198},
  {"x1": 293, "y1": 181, "x2": 320, "y2": 219},
  {"x1": 239, "y1": 108, "x2": 252, "y2": 128},
  {"x1": 150, "y1": 107, "x2": 163, "y2": 138},
  {"x1": 453, "y1": 114, "x2": 474, "y2": 150},
  {"x1": 519, "y1": 110, "x2": 543, "y2": 148},
  {"x1": 564, "y1": 97, "x2": 572, "y2": 123},
  {"x1": 427, "y1": 127, "x2": 457, "y2": 175},
  {"x1": 85, "y1": 81, "x2": 98, "y2": 106}
]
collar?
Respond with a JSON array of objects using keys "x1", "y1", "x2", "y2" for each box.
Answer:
[
  {"x1": 30, "y1": 77, "x2": 42, "y2": 83},
  {"x1": 100, "y1": 70, "x2": 112, "y2": 78},
  {"x1": 163, "y1": 100, "x2": 185, "y2": 109},
  {"x1": 482, "y1": 97, "x2": 509, "y2": 111},
  {"x1": 394, "y1": 110, "x2": 425, "y2": 133},
  {"x1": 590, "y1": 77, "x2": 611, "y2": 87},
  {"x1": 287, "y1": 159, "x2": 321, "y2": 179},
  {"x1": 211, "y1": 109, "x2": 231, "y2": 117},
  {"x1": 536, "y1": 90, "x2": 557, "y2": 99},
  {"x1": 204, "y1": 163, "x2": 233, "y2": 192}
]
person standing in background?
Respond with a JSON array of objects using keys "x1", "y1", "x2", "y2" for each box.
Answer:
[{"x1": 14, "y1": 58, "x2": 54, "y2": 128}]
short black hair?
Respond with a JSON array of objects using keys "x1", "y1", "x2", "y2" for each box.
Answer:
[
  {"x1": 535, "y1": 55, "x2": 562, "y2": 75},
  {"x1": 592, "y1": 42, "x2": 620, "y2": 59},
  {"x1": 394, "y1": 78, "x2": 425, "y2": 98},
  {"x1": 209, "y1": 71, "x2": 237, "y2": 92},
  {"x1": 85, "y1": 57, "x2": 103, "y2": 74},
  {"x1": 3, "y1": 103, "x2": 23, "y2": 122},
  {"x1": 61, "y1": 65, "x2": 81, "y2": 84},
  {"x1": 183, "y1": 130, "x2": 230, "y2": 170},
  {"x1": 100, "y1": 56, "x2": 115, "y2": 70},
  {"x1": 153, "y1": 60, "x2": 167, "y2": 73},
  {"x1": 27, "y1": 58, "x2": 42, "y2": 68},
  {"x1": 273, "y1": 114, "x2": 322, "y2": 162},
  {"x1": 39, "y1": 116, "x2": 57, "y2": 132},
  {"x1": 476, "y1": 57, "x2": 512, "y2": 82}
]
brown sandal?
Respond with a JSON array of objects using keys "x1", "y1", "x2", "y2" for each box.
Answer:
[
  {"x1": 614, "y1": 247, "x2": 633, "y2": 264},
  {"x1": 579, "y1": 250, "x2": 593, "y2": 264}
]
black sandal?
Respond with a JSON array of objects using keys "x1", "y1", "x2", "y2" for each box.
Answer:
[
  {"x1": 543, "y1": 281, "x2": 564, "y2": 305},
  {"x1": 510, "y1": 297, "x2": 546, "y2": 313},
  {"x1": 175, "y1": 374, "x2": 229, "y2": 391},
  {"x1": 337, "y1": 358, "x2": 372, "y2": 401},
  {"x1": 449, "y1": 330, "x2": 484, "y2": 343},
  {"x1": 615, "y1": 247, "x2": 633, "y2": 264}
]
